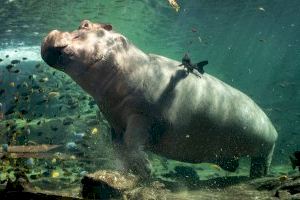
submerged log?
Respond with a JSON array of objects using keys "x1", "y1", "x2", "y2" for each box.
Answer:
[{"x1": 0, "y1": 144, "x2": 61, "y2": 153}]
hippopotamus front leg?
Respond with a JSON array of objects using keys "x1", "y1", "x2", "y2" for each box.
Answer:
[{"x1": 113, "y1": 114, "x2": 152, "y2": 178}]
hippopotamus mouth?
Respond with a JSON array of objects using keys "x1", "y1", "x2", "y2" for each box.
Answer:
[{"x1": 41, "y1": 20, "x2": 112, "y2": 70}]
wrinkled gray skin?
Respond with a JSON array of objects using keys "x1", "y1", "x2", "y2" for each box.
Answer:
[{"x1": 41, "y1": 20, "x2": 278, "y2": 178}]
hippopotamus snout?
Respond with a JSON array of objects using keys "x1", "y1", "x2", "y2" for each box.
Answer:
[
  {"x1": 41, "y1": 20, "x2": 113, "y2": 70},
  {"x1": 41, "y1": 30, "x2": 72, "y2": 69}
]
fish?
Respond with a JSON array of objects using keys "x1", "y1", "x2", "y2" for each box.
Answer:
[
  {"x1": 6, "y1": 64, "x2": 14, "y2": 71},
  {"x1": 91, "y1": 127, "x2": 99, "y2": 135},
  {"x1": 35, "y1": 63, "x2": 41, "y2": 68},
  {"x1": 22, "y1": 57, "x2": 27, "y2": 60},
  {"x1": 0, "y1": 58, "x2": 3, "y2": 62},
  {"x1": 19, "y1": 109, "x2": 29, "y2": 115},
  {"x1": 51, "y1": 170, "x2": 60, "y2": 178},
  {"x1": 48, "y1": 91, "x2": 60, "y2": 98},
  {"x1": 290, "y1": 151, "x2": 300, "y2": 171},
  {"x1": 0, "y1": 89, "x2": 5, "y2": 96},
  {"x1": 9, "y1": 82, "x2": 15, "y2": 87},
  {"x1": 51, "y1": 126, "x2": 58, "y2": 131},
  {"x1": 11, "y1": 59, "x2": 20, "y2": 64},
  {"x1": 258, "y1": 6, "x2": 266, "y2": 12},
  {"x1": 0, "y1": 144, "x2": 61, "y2": 154},
  {"x1": 36, "y1": 99, "x2": 48, "y2": 105},
  {"x1": 11, "y1": 69, "x2": 20, "y2": 73},
  {"x1": 39, "y1": 77, "x2": 49, "y2": 83},
  {"x1": 168, "y1": 0, "x2": 180, "y2": 12},
  {"x1": 210, "y1": 164, "x2": 222, "y2": 171},
  {"x1": 4, "y1": 105, "x2": 17, "y2": 115}
]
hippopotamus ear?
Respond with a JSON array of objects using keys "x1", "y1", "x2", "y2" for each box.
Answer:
[{"x1": 102, "y1": 24, "x2": 112, "y2": 31}]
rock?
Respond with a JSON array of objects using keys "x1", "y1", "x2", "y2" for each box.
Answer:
[
  {"x1": 124, "y1": 181, "x2": 170, "y2": 200},
  {"x1": 81, "y1": 170, "x2": 138, "y2": 199},
  {"x1": 274, "y1": 175, "x2": 300, "y2": 198}
]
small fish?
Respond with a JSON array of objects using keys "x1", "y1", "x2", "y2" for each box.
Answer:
[
  {"x1": 25, "y1": 158, "x2": 35, "y2": 168},
  {"x1": 63, "y1": 117, "x2": 73, "y2": 126},
  {"x1": 11, "y1": 59, "x2": 20, "y2": 64},
  {"x1": 48, "y1": 91, "x2": 60, "y2": 98},
  {"x1": 210, "y1": 164, "x2": 222, "y2": 171},
  {"x1": 0, "y1": 89, "x2": 5, "y2": 96},
  {"x1": 4, "y1": 105, "x2": 16, "y2": 115},
  {"x1": 36, "y1": 99, "x2": 47, "y2": 105},
  {"x1": 51, "y1": 126, "x2": 58, "y2": 131},
  {"x1": 9, "y1": 82, "x2": 15, "y2": 87},
  {"x1": 22, "y1": 57, "x2": 27, "y2": 60},
  {"x1": 0, "y1": 58, "x2": 3, "y2": 62},
  {"x1": 290, "y1": 151, "x2": 300, "y2": 171},
  {"x1": 278, "y1": 175, "x2": 288, "y2": 182},
  {"x1": 39, "y1": 77, "x2": 49, "y2": 83},
  {"x1": 51, "y1": 170, "x2": 60, "y2": 178},
  {"x1": 35, "y1": 63, "x2": 41, "y2": 68},
  {"x1": 28, "y1": 74, "x2": 37, "y2": 80},
  {"x1": 258, "y1": 6, "x2": 265, "y2": 12},
  {"x1": 91, "y1": 127, "x2": 99, "y2": 135},
  {"x1": 19, "y1": 109, "x2": 29, "y2": 115},
  {"x1": 5, "y1": 55, "x2": 9, "y2": 58},
  {"x1": 6, "y1": 64, "x2": 14, "y2": 71},
  {"x1": 11, "y1": 69, "x2": 20, "y2": 73},
  {"x1": 66, "y1": 142, "x2": 77, "y2": 151},
  {"x1": 168, "y1": 0, "x2": 180, "y2": 12}
]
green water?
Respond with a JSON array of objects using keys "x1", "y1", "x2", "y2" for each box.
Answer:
[{"x1": 0, "y1": 0, "x2": 299, "y2": 198}]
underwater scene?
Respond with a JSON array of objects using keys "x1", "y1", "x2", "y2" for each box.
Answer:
[{"x1": 0, "y1": 0, "x2": 299, "y2": 199}]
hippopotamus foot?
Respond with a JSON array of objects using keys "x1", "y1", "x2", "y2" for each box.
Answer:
[
  {"x1": 112, "y1": 115, "x2": 153, "y2": 179},
  {"x1": 120, "y1": 147, "x2": 152, "y2": 179},
  {"x1": 250, "y1": 144, "x2": 275, "y2": 178}
]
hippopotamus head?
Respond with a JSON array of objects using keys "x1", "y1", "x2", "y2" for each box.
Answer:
[{"x1": 41, "y1": 20, "x2": 129, "y2": 78}]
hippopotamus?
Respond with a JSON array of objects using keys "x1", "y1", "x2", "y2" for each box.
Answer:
[{"x1": 41, "y1": 20, "x2": 278, "y2": 178}]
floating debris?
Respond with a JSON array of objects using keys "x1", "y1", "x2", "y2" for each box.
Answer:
[{"x1": 168, "y1": 0, "x2": 180, "y2": 12}]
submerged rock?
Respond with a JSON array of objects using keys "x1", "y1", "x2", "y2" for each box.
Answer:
[{"x1": 81, "y1": 170, "x2": 138, "y2": 199}]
